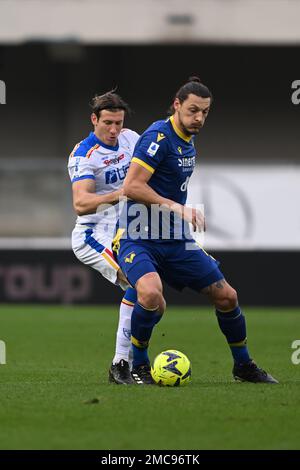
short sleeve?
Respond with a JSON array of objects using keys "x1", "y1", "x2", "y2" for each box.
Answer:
[
  {"x1": 131, "y1": 131, "x2": 168, "y2": 174},
  {"x1": 68, "y1": 154, "x2": 97, "y2": 183},
  {"x1": 120, "y1": 128, "x2": 140, "y2": 154}
]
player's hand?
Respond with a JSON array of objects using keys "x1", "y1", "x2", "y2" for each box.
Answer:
[
  {"x1": 183, "y1": 206, "x2": 206, "y2": 232},
  {"x1": 194, "y1": 207, "x2": 206, "y2": 232},
  {"x1": 115, "y1": 188, "x2": 126, "y2": 202},
  {"x1": 117, "y1": 269, "x2": 130, "y2": 288}
]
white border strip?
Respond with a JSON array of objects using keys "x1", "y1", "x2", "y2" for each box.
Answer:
[{"x1": 1, "y1": 0, "x2": 300, "y2": 44}]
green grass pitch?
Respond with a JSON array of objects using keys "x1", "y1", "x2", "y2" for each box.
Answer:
[{"x1": 0, "y1": 305, "x2": 300, "y2": 450}]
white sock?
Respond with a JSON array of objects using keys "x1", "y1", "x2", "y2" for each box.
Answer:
[{"x1": 112, "y1": 299, "x2": 134, "y2": 365}]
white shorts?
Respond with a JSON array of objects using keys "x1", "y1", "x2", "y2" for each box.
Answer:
[{"x1": 72, "y1": 223, "x2": 126, "y2": 289}]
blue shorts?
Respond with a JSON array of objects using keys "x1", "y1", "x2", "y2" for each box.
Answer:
[{"x1": 116, "y1": 239, "x2": 224, "y2": 292}]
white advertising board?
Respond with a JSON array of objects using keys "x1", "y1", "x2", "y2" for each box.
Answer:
[{"x1": 188, "y1": 165, "x2": 300, "y2": 250}]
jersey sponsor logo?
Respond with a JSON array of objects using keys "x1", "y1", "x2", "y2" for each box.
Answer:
[
  {"x1": 124, "y1": 252, "x2": 136, "y2": 263},
  {"x1": 157, "y1": 132, "x2": 166, "y2": 142},
  {"x1": 105, "y1": 163, "x2": 130, "y2": 184},
  {"x1": 178, "y1": 156, "x2": 196, "y2": 171},
  {"x1": 180, "y1": 176, "x2": 190, "y2": 192},
  {"x1": 146, "y1": 142, "x2": 160, "y2": 157},
  {"x1": 178, "y1": 156, "x2": 195, "y2": 167},
  {"x1": 103, "y1": 154, "x2": 125, "y2": 166}
]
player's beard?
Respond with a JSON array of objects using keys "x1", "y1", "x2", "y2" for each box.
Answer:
[{"x1": 178, "y1": 114, "x2": 201, "y2": 136}]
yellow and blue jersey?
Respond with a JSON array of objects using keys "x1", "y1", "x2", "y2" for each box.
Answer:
[
  {"x1": 121, "y1": 116, "x2": 196, "y2": 241},
  {"x1": 115, "y1": 117, "x2": 223, "y2": 291},
  {"x1": 132, "y1": 116, "x2": 196, "y2": 205}
]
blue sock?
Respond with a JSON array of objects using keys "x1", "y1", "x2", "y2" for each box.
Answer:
[
  {"x1": 131, "y1": 344, "x2": 150, "y2": 367},
  {"x1": 123, "y1": 287, "x2": 137, "y2": 304},
  {"x1": 216, "y1": 306, "x2": 251, "y2": 364},
  {"x1": 131, "y1": 303, "x2": 162, "y2": 368}
]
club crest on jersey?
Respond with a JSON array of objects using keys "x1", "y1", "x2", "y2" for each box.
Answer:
[
  {"x1": 146, "y1": 142, "x2": 160, "y2": 157},
  {"x1": 124, "y1": 252, "x2": 136, "y2": 263},
  {"x1": 177, "y1": 146, "x2": 182, "y2": 154}
]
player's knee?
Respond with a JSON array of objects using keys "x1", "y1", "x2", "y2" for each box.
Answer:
[
  {"x1": 136, "y1": 273, "x2": 163, "y2": 309},
  {"x1": 215, "y1": 287, "x2": 238, "y2": 311},
  {"x1": 138, "y1": 287, "x2": 163, "y2": 310},
  {"x1": 137, "y1": 282, "x2": 164, "y2": 310}
]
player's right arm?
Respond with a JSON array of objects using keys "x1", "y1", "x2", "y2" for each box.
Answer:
[
  {"x1": 123, "y1": 134, "x2": 205, "y2": 231},
  {"x1": 68, "y1": 144, "x2": 123, "y2": 216},
  {"x1": 124, "y1": 164, "x2": 203, "y2": 231},
  {"x1": 72, "y1": 178, "x2": 123, "y2": 216}
]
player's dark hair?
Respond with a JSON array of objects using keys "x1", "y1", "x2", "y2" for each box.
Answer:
[
  {"x1": 91, "y1": 89, "x2": 131, "y2": 118},
  {"x1": 168, "y1": 76, "x2": 212, "y2": 114}
]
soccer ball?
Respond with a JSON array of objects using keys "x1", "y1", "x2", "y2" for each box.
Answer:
[{"x1": 151, "y1": 349, "x2": 192, "y2": 386}]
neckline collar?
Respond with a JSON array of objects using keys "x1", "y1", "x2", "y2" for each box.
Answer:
[
  {"x1": 90, "y1": 132, "x2": 119, "y2": 151},
  {"x1": 169, "y1": 116, "x2": 193, "y2": 143}
]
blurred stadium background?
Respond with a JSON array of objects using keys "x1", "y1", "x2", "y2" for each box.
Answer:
[
  {"x1": 0, "y1": 0, "x2": 300, "y2": 306},
  {"x1": 1, "y1": 0, "x2": 300, "y2": 453}
]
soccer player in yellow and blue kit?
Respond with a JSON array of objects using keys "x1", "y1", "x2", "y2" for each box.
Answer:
[{"x1": 114, "y1": 76, "x2": 278, "y2": 385}]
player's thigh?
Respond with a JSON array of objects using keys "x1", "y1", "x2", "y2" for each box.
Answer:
[
  {"x1": 164, "y1": 241, "x2": 224, "y2": 292},
  {"x1": 72, "y1": 225, "x2": 120, "y2": 286},
  {"x1": 115, "y1": 239, "x2": 159, "y2": 289}
]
